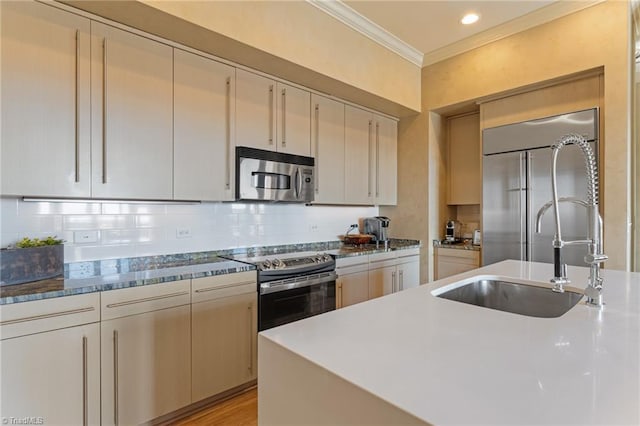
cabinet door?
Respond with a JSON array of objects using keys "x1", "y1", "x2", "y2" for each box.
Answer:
[
  {"x1": 236, "y1": 69, "x2": 276, "y2": 151},
  {"x1": 101, "y1": 305, "x2": 191, "y2": 426},
  {"x1": 192, "y1": 292, "x2": 257, "y2": 402},
  {"x1": 336, "y1": 271, "x2": 368, "y2": 308},
  {"x1": 398, "y1": 257, "x2": 420, "y2": 290},
  {"x1": 448, "y1": 113, "x2": 480, "y2": 205},
  {"x1": 375, "y1": 115, "x2": 398, "y2": 205},
  {"x1": 311, "y1": 94, "x2": 345, "y2": 204},
  {"x1": 345, "y1": 105, "x2": 373, "y2": 204},
  {"x1": 174, "y1": 49, "x2": 235, "y2": 201},
  {"x1": 277, "y1": 82, "x2": 311, "y2": 156},
  {"x1": 1, "y1": 323, "x2": 100, "y2": 425},
  {"x1": 1, "y1": 1, "x2": 91, "y2": 197},
  {"x1": 91, "y1": 22, "x2": 173, "y2": 200},
  {"x1": 368, "y1": 265, "x2": 396, "y2": 299}
]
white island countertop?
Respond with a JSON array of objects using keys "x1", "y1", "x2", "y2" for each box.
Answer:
[{"x1": 258, "y1": 260, "x2": 640, "y2": 425}]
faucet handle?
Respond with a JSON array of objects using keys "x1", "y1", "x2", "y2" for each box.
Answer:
[{"x1": 585, "y1": 253, "x2": 608, "y2": 264}]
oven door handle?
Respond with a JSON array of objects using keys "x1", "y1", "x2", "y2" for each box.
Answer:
[{"x1": 260, "y1": 271, "x2": 337, "y2": 295}]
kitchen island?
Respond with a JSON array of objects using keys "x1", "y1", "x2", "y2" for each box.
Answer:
[{"x1": 258, "y1": 260, "x2": 640, "y2": 425}]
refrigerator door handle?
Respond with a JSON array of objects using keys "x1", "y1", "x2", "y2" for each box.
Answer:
[
  {"x1": 525, "y1": 152, "x2": 533, "y2": 262},
  {"x1": 519, "y1": 152, "x2": 527, "y2": 261}
]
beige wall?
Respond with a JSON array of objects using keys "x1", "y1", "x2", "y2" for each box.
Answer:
[
  {"x1": 384, "y1": 0, "x2": 632, "y2": 278},
  {"x1": 63, "y1": 0, "x2": 421, "y2": 116}
]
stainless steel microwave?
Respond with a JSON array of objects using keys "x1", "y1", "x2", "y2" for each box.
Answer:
[{"x1": 236, "y1": 147, "x2": 315, "y2": 202}]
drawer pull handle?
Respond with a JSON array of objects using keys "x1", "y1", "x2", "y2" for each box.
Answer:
[
  {"x1": 0, "y1": 306, "x2": 95, "y2": 326},
  {"x1": 194, "y1": 281, "x2": 255, "y2": 293},
  {"x1": 105, "y1": 291, "x2": 189, "y2": 309}
]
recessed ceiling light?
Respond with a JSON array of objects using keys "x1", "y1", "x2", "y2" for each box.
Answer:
[{"x1": 461, "y1": 13, "x2": 479, "y2": 25}]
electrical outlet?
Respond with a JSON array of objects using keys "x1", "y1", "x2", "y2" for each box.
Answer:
[
  {"x1": 74, "y1": 230, "x2": 99, "y2": 244},
  {"x1": 176, "y1": 227, "x2": 192, "y2": 239},
  {"x1": 309, "y1": 224, "x2": 319, "y2": 233}
]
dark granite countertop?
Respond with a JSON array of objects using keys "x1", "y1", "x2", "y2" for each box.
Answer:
[
  {"x1": 0, "y1": 239, "x2": 421, "y2": 305},
  {"x1": 432, "y1": 239, "x2": 481, "y2": 251}
]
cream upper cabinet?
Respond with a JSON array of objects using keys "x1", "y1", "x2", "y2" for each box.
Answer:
[
  {"x1": 1, "y1": 1, "x2": 91, "y2": 197},
  {"x1": 311, "y1": 94, "x2": 345, "y2": 204},
  {"x1": 192, "y1": 272, "x2": 257, "y2": 402},
  {"x1": 374, "y1": 114, "x2": 398, "y2": 205},
  {"x1": 90, "y1": 22, "x2": 173, "y2": 200},
  {"x1": 0, "y1": 293, "x2": 101, "y2": 426},
  {"x1": 345, "y1": 105, "x2": 374, "y2": 204},
  {"x1": 236, "y1": 69, "x2": 311, "y2": 156},
  {"x1": 276, "y1": 82, "x2": 311, "y2": 156},
  {"x1": 447, "y1": 113, "x2": 480, "y2": 205},
  {"x1": 236, "y1": 69, "x2": 277, "y2": 152},
  {"x1": 174, "y1": 49, "x2": 236, "y2": 201},
  {"x1": 100, "y1": 281, "x2": 191, "y2": 426},
  {"x1": 345, "y1": 106, "x2": 398, "y2": 205}
]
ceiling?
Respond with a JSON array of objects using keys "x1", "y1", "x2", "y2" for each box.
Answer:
[{"x1": 339, "y1": 0, "x2": 600, "y2": 66}]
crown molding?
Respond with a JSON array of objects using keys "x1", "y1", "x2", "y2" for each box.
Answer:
[
  {"x1": 423, "y1": 0, "x2": 604, "y2": 67},
  {"x1": 306, "y1": 0, "x2": 423, "y2": 67}
]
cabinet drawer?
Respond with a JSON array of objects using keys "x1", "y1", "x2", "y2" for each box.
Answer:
[
  {"x1": 436, "y1": 248, "x2": 479, "y2": 263},
  {"x1": 101, "y1": 280, "x2": 190, "y2": 320},
  {"x1": 396, "y1": 247, "x2": 420, "y2": 258},
  {"x1": 335, "y1": 255, "x2": 369, "y2": 268},
  {"x1": 192, "y1": 271, "x2": 257, "y2": 304},
  {"x1": 368, "y1": 251, "x2": 396, "y2": 263},
  {"x1": 1, "y1": 293, "x2": 100, "y2": 340}
]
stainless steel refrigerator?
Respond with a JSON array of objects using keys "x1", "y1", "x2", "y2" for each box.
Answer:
[{"x1": 481, "y1": 108, "x2": 599, "y2": 266}]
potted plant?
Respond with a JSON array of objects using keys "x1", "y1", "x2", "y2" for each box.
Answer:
[{"x1": 1, "y1": 236, "x2": 64, "y2": 286}]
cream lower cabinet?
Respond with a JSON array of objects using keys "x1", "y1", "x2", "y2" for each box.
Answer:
[
  {"x1": 0, "y1": 294, "x2": 101, "y2": 425},
  {"x1": 368, "y1": 252, "x2": 399, "y2": 299},
  {"x1": 100, "y1": 280, "x2": 191, "y2": 426},
  {"x1": 1, "y1": 1, "x2": 91, "y2": 198},
  {"x1": 336, "y1": 257, "x2": 369, "y2": 308},
  {"x1": 174, "y1": 48, "x2": 236, "y2": 201},
  {"x1": 435, "y1": 247, "x2": 480, "y2": 280},
  {"x1": 191, "y1": 271, "x2": 257, "y2": 402},
  {"x1": 397, "y1": 253, "x2": 420, "y2": 291}
]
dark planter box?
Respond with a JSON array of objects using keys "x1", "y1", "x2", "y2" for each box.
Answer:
[{"x1": 0, "y1": 245, "x2": 64, "y2": 286}]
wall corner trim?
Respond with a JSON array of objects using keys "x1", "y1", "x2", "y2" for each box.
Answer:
[{"x1": 306, "y1": 0, "x2": 424, "y2": 67}]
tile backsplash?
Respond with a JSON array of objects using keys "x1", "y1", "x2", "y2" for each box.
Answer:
[{"x1": 1, "y1": 198, "x2": 377, "y2": 262}]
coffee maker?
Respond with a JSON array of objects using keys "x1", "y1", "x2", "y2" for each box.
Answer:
[{"x1": 363, "y1": 216, "x2": 390, "y2": 242}]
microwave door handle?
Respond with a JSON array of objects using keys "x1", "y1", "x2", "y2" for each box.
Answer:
[{"x1": 294, "y1": 168, "x2": 301, "y2": 199}]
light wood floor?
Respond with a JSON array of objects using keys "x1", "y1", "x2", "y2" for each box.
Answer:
[{"x1": 173, "y1": 387, "x2": 257, "y2": 426}]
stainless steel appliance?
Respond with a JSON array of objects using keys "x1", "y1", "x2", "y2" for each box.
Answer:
[
  {"x1": 445, "y1": 220, "x2": 461, "y2": 242},
  {"x1": 236, "y1": 147, "x2": 314, "y2": 203},
  {"x1": 252, "y1": 252, "x2": 336, "y2": 331},
  {"x1": 363, "y1": 216, "x2": 390, "y2": 242},
  {"x1": 481, "y1": 108, "x2": 598, "y2": 266}
]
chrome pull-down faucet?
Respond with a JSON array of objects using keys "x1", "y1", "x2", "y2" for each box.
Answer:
[{"x1": 535, "y1": 134, "x2": 607, "y2": 306}]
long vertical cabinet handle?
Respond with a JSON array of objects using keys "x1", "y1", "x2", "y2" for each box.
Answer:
[
  {"x1": 268, "y1": 85, "x2": 274, "y2": 145},
  {"x1": 526, "y1": 152, "x2": 533, "y2": 261},
  {"x1": 102, "y1": 38, "x2": 108, "y2": 184},
  {"x1": 247, "y1": 304, "x2": 253, "y2": 375},
  {"x1": 225, "y1": 77, "x2": 231, "y2": 190},
  {"x1": 281, "y1": 88, "x2": 287, "y2": 148},
  {"x1": 82, "y1": 336, "x2": 88, "y2": 426},
  {"x1": 392, "y1": 271, "x2": 396, "y2": 293},
  {"x1": 368, "y1": 120, "x2": 373, "y2": 197},
  {"x1": 113, "y1": 330, "x2": 119, "y2": 426},
  {"x1": 336, "y1": 279, "x2": 342, "y2": 309},
  {"x1": 399, "y1": 270, "x2": 404, "y2": 291},
  {"x1": 519, "y1": 152, "x2": 526, "y2": 261},
  {"x1": 314, "y1": 104, "x2": 320, "y2": 194},
  {"x1": 74, "y1": 30, "x2": 80, "y2": 183},
  {"x1": 375, "y1": 121, "x2": 380, "y2": 197}
]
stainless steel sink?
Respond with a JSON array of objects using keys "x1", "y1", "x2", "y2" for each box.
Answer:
[{"x1": 434, "y1": 279, "x2": 583, "y2": 318}]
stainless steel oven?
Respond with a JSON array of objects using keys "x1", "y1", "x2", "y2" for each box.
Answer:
[{"x1": 255, "y1": 253, "x2": 336, "y2": 331}]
